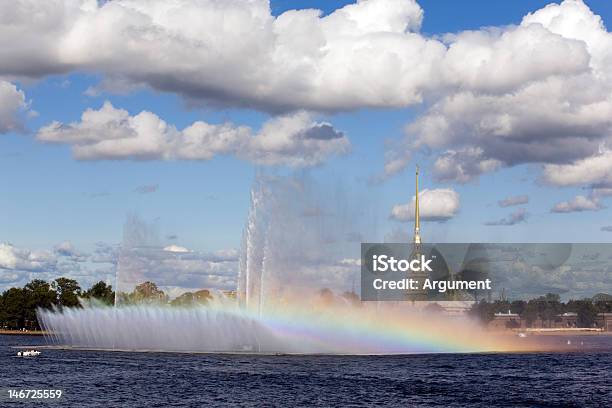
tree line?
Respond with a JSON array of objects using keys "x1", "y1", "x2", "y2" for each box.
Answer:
[
  {"x1": 115, "y1": 281, "x2": 218, "y2": 307},
  {"x1": 469, "y1": 293, "x2": 612, "y2": 328},
  {"x1": 3, "y1": 278, "x2": 611, "y2": 331},
  {"x1": 0, "y1": 279, "x2": 220, "y2": 330},
  {"x1": 0, "y1": 278, "x2": 114, "y2": 330}
]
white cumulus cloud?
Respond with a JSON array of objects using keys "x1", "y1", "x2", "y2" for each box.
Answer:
[
  {"x1": 0, "y1": 0, "x2": 594, "y2": 113},
  {"x1": 390, "y1": 188, "x2": 460, "y2": 222},
  {"x1": 0, "y1": 243, "x2": 56, "y2": 272},
  {"x1": 0, "y1": 0, "x2": 440, "y2": 111},
  {"x1": 0, "y1": 81, "x2": 27, "y2": 133},
  {"x1": 2, "y1": 0, "x2": 612, "y2": 186},
  {"x1": 37, "y1": 102, "x2": 349, "y2": 167},
  {"x1": 382, "y1": 0, "x2": 612, "y2": 186},
  {"x1": 551, "y1": 195, "x2": 604, "y2": 213},
  {"x1": 163, "y1": 245, "x2": 191, "y2": 254}
]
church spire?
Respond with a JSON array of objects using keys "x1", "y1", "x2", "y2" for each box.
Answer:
[{"x1": 414, "y1": 165, "x2": 421, "y2": 248}]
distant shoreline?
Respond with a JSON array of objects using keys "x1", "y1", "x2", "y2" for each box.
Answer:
[
  {"x1": 519, "y1": 329, "x2": 611, "y2": 335},
  {"x1": 2, "y1": 328, "x2": 609, "y2": 337},
  {"x1": 0, "y1": 329, "x2": 47, "y2": 336},
  {"x1": 490, "y1": 328, "x2": 612, "y2": 336}
]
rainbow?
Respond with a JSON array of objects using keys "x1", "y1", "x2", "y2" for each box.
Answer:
[
  {"x1": 239, "y1": 303, "x2": 522, "y2": 354},
  {"x1": 39, "y1": 301, "x2": 531, "y2": 354}
]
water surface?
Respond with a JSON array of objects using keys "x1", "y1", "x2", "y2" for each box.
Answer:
[{"x1": 2, "y1": 335, "x2": 610, "y2": 407}]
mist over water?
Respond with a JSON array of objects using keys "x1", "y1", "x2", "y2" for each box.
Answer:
[
  {"x1": 39, "y1": 298, "x2": 530, "y2": 354},
  {"x1": 39, "y1": 174, "x2": 532, "y2": 354},
  {"x1": 39, "y1": 304, "x2": 287, "y2": 353}
]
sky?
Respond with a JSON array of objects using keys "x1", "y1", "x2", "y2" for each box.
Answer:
[{"x1": 1, "y1": 0, "x2": 612, "y2": 298}]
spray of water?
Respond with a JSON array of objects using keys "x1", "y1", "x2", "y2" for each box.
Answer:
[
  {"x1": 39, "y1": 296, "x2": 537, "y2": 354},
  {"x1": 39, "y1": 303, "x2": 284, "y2": 353},
  {"x1": 38, "y1": 175, "x2": 535, "y2": 354},
  {"x1": 238, "y1": 174, "x2": 370, "y2": 316}
]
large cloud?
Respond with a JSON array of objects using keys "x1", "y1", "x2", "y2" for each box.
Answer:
[
  {"x1": 37, "y1": 101, "x2": 349, "y2": 166},
  {"x1": 3, "y1": 0, "x2": 611, "y2": 185},
  {"x1": 0, "y1": 0, "x2": 593, "y2": 113},
  {"x1": 390, "y1": 188, "x2": 460, "y2": 222},
  {"x1": 0, "y1": 81, "x2": 27, "y2": 133},
  {"x1": 0, "y1": 0, "x2": 435, "y2": 111},
  {"x1": 381, "y1": 0, "x2": 612, "y2": 186}
]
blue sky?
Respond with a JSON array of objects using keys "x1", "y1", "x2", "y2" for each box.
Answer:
[{"x1": 1, "y1": 0, "x2": 612, "y2": 296}]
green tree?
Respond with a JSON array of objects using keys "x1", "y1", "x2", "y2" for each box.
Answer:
[
  {"x1": 171, "y1": 292, "x2": 195, "y2": 306},
  {"x1": 170, "y1": 289, "x2": 213, "y2": 307},
  {"x1": 542, "y1": 293, "x2": 563, "y2": 326},
  {"x1": 83, "y1": 281, "x2": 115, "y2": 306},
  {"x1": 193, "y1": 289, "x2": 213, "y2": 304},
  {"x1": 594, "y1": 300, "x2": 612, "y2": 313},
  {"x1": 53, "y1": 277, "x2": 82, "y2": 308},
  {"x1": 0, "y1": 288, "x2": 26, "y2": 329},
  {"x1": 510, "y1": 300, "x2": 526, "y2": 316},
  {"x1": 567, "y1": 299, "x2": 598, "y2": 328},
  {"x1": 524, "y1": 293, "x2": 563, "y2": 327},
  {"x1": 592, "y1": 293, "x2": 612, "y2": 313},
  {"x1": 116, "y1": 291, "x2": 131, "y2": 305},
  {"x1": 23, "y1": 279, "x2": 56, "y2": 329},
  {"x1": 544, "y1": 293, "x2": 561, "y2": 302},
  {"x1": 131, "y1": 281, "x2": 167, "y2": 304},
  {"x1": 491, "y1": 300, "x2": 511, "y2": 314},
  {"x1": 523, "y1": 301, "x2": 539, "y2": 327}
]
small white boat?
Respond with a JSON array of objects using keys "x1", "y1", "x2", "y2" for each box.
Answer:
[
  {"x1": 517, "y1": 332, "x2": 527, "y2": 338},
  {"x1": 17, "y1": 349, "x2": 41, "y2": 357}
]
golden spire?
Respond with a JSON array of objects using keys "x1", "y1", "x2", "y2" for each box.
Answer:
[{"x1": 414, "y1": 165, "x2": 421, "y2": 247}]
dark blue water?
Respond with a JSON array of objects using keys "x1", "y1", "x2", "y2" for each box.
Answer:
[{"x1": 1, "y1": 335, "x2": 611, "y2": 407}]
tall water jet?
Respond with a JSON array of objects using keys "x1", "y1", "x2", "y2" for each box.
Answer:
[
  {"x1": 238, "y1": 174, "x2": 370, "y2": 315},
  {"x1": 238, "y1": 177, "x2": 268, "y2": 313}
]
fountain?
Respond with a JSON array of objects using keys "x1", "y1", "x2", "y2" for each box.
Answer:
[
  {"x1": 39, "y1": 303, "x2": 287, "y2": 353},
  {"x1": 38, "y1": 174, "x2": 529, "y2": 354}
]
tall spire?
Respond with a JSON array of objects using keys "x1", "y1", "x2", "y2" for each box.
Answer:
[
  {"x1": 414, "y1": 165, "x2": 421, "y2": 248},
  {"x1": 409, "y1": 164, "x2": 426, "y2": 301}
]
